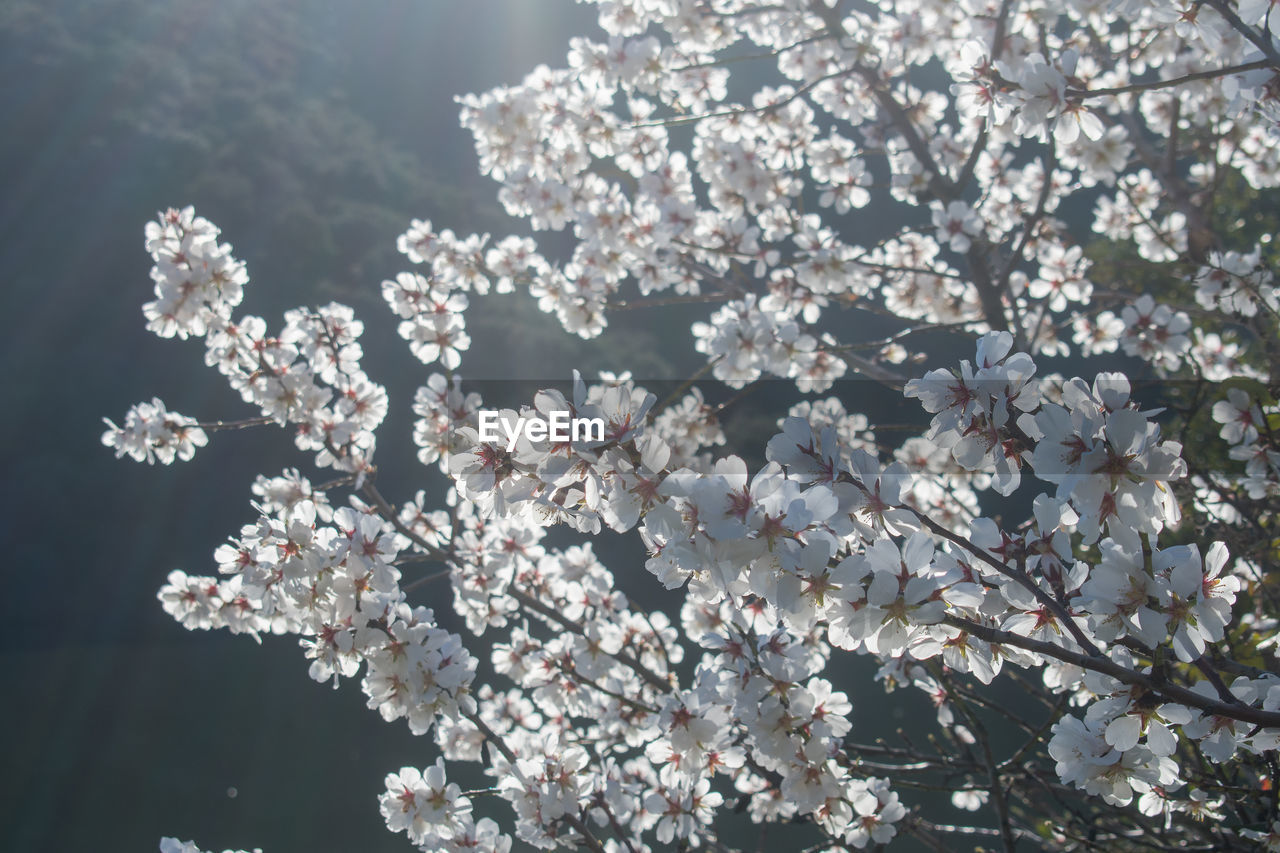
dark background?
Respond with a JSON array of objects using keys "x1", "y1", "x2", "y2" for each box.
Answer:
[
  {"x1": 0, "y1": 3, "x2": 980, "y2": 851},
  {"x1": 0, "y1": 2, "x2": 611, "y2": 850}
]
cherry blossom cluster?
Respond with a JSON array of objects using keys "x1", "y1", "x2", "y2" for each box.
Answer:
[
  {"x1": 413, "y1": 336, "x2": 1274, "y2": 847},
  {"x1": 419, "y1": 0, "x2": 1280, "y2": 381},
  {"x1": 1214, "y1": 386, "x2": 1280, "y2": 500},
  {"x1": 1196, "y1": 248, "x2": 1279, "y2": 317},
  {"x1": 157, "y1": 482, "x2": 478, "y2": 739},
  {"x1": 141, "y1": 205, "x2": 246, "y2": 340},
  {"x1": 108, "y1": 0, "x2": 1280, "y2": 850},
  {"x1": 106, "y1": 209, "x2": 389, "y2": 479},
  {"x1": 383, "y1": 268, "x2": 471, "y2": 369},
  {"x1": 693, "y1": 293, "x2": 847, "y2": 391},
  {"x1": 378, "y1": 759, "x2": 505, "y2": 852},
  {"x1": 101, "y1": 397, "x2": 207, "y2": 465}
]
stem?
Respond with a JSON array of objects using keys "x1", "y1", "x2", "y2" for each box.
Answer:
[
  {"x1": 903, "y1": 501, "x2": 1102, "y2": 656},
  {"x1": 1070, "y1": 59, "x2": 1273, "y2": 98},
  {"x1": 401, "y1": 567, "x2": 452, "y2": 592},
  {"x1": 1203, "y1": 0, "x2": 1280, "y2": 67},
  {"x1": 999, "y1": 692, "x2": 1069, "y2": 770},
  {"x1": 465, "y1": 712, "x2": 607, "y2": 853},
  {"x1": 510, "y1": 589, "x2": 673, "y2": 694},
  {"x1": 195, "y1": 415, "x2": 275, "y2": 431},
  {"x1": 561, "y1": 815, "x2": 608, "y2": 853},
  {"x1": 1193, "y1": 655, "x2": 1248, "y2": 707},
  {"x1": 629, "y1": 66, "x2": 853, "y2": 129},
  {"x1": 593, "y1": 790, "x2": 642, "y2": 853},
  {"x1": 944, "y1": 614, "x2": 1280, "y2": 728},
  {"x1": 361, "y1": 479, "x2": 453, "y2": 563},
  {"x1": 650, "y1": 354, "x2": 724, "y2": 417},
  {"x1": 944, "y1": 671, "x2": 1017, "y2": 853},
  {"x1": 562, "y1": 665, "x2": 662, "y2": 715}
]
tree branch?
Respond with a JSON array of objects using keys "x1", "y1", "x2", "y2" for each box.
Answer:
[
  {"x1": 1068, "y1": 58, "x2": 1273, "y2": 99},
  {"x1": 944, "y1": 614, "x2": 1280, "y2": 728}
]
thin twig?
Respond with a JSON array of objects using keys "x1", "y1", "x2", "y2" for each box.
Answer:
[
  {"x1": 1069, "y1": 59, "x2": 1273, "y2": 98},
  {"x1": 944, "y1": 614, "x2": 1280, "y2": 728}
]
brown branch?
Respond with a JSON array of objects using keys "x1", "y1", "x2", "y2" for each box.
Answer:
[
  {"x1": 953, "y1": 0, "x2": 1017, "y2": 190},
  {"x1": 1203, "y1": 0, "x2": 1280, "y2": 67},
  {"x1": 628, "y1": 65, "x2": 852, "y2": 129},
  {"x1": 942, "y1": 670, "x2": 1017, "y2": 853},
  {"x1": 361, "y1": 479, "x2": 453, "y2": 563},
  {"x1": 944, "y1": 614, "x2": 1280, "y2": 728},
  {"x1": 807, "y1": 2, "x2": 960, "y2": 203},
  {"x1": 1068, "y1": 58, "x2": 1273, "y2": 99},
  {"x1": 904, "y1": 503, "x2": 1102, "y2": 656},
  {"x1": 510, "y1": 589, "x2": 673, "y2": 694},
  {"x1": 465, "y1": 711, "x2": 607, "y2": 853},
  {"x1": 561, "y1": 815, "x2": 608, "y2": 853},
  {"x1": 195, "y1": 415, "x2": 276, "y2": 431}
]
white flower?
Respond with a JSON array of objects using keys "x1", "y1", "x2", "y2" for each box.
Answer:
[
  {"x1": 1048, "y1": 715, "x2": 1173, "y2": 806},
  {"x1": 142, "y1": 207, "x2": 247, "y2": 339},
  {"x1": 951, "y1": 789, "x2": 989, "y2": 811},
  {"x1": 102, "y1": 398, "x2": 207, "y2": 465},
  {"x1": 931, "y1": 199, "x2": 983, "y2": 253},
  {"x1": 1212, "y1": 387, "x2": 1264, "y2": 445},
  {"x1": 996, "y1": 52, "x2": 1068, "y2": 140},
  {"x1": 1118, "y1": 295, "x2": 1191, "y2": 373},
  {"x1": 379, "y1": 759, "x2": 474, "y2": 846},
  {"x1": 1158, "y1": 541, "x2": 1239, "y2": 662}
]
